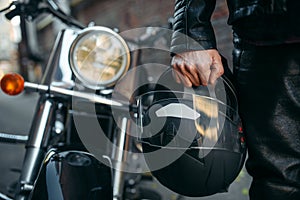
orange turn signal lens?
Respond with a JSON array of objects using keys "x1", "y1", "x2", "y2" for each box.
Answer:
[{"x1": 0, "y1": 73, "x2": 25, "y2": 95}]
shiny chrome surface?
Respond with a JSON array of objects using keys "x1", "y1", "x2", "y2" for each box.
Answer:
[
  {"x1": 0, "y1": 132, "x2": 28, "y2": 144},
  {"x1": 69, "y1": 26, "x2": 131, "y2": 89},
  {"x1": 112, "y1": 117, "x2": 130, "y2": 200},
  {"x1": 41, "y1": 26, "x2": 131, "y2": 91},
  {"x1": 27, "y1": 100, "x2": 54, "y2": 148},
  {"x1": 29, "y1": 150, "x2": 113, "y2": 200},
  {"x1": 0, "y1": 192, "x2": 13, "y2": 200},
  {"x1": 15, "y1": 98, "x2": 56, "y2": 200},
  {"x1": 24, "y1": 81, "x2": 124, "y2": 107},
  {"x1": 41, "y1": 29, "x2": 78, "y2": 87}
]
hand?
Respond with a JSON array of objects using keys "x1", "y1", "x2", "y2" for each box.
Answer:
[{"x1": 171, "y1": 49, "x2": 224, "y2": 87}]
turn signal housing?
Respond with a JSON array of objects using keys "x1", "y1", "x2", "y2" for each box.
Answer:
[{"x1": 0, "y1": 73, "x2": 24, "y2": 95}]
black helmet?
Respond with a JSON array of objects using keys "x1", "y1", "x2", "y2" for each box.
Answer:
[{"x1": 135, "y1": 56, "x2": 246, "y2": 197}]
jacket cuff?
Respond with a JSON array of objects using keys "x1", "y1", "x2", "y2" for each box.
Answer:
[{"x1": 170, "y1": 30, "x2": 217, "y2": 56}]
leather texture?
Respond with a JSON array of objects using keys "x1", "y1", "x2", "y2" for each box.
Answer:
[
  {"x1": 170, "y1": 1, "x2": 300, "y2": 199},
  {"x1": 171, "y1": 0, "x2": 300, "y2": 52},
  {"x1": 233, "y1": 38, "x2": 300, "y2": 200},
  {"x1": 170, "y1": 0, "x2": 217, "y2": 54}
]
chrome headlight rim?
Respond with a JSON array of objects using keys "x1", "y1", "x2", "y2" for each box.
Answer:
[{"x1": 69, "y1": 26, "x2": 130, "y2": 90}]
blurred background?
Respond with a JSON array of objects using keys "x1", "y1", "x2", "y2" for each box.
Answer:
[
  {"x1": 0, "y1": 0, "x2": 234, "y2": 82},
  {"x1": 0, "y1": 0, "x2": 251, "y2": 199}
]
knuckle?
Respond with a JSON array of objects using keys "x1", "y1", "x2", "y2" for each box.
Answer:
[{"x1": 219, "y1": 67, "x2": 224, "y2": 75}]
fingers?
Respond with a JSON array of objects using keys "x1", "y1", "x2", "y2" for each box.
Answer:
[
  {"x1": 208, "y1": 65, "x2": 223, "y2": 85},
  {"x1": 172, "y1": 55, "x2": 197, "y2": 87},
  {"x1": 208, "y1": 58, "x2": 224, "y2": 85},
  {"x1": 181, "y1": 64, "x2": 201, "y2": 86},
  {"x1": 172, "y1": 63, "x2": 193, "y2": 87},
  {"x1": 196, "y1": 67, "x2": 210, "y2": 86},
  {"x1": 171, "y1": 50, "x2": 224, "y2": 87},
  {"x1": 171, "y1": 55, "x2": 210, "y2": 87},
  {"x1": 172, "y1": 68, "x2": 181, "y2": 83}
]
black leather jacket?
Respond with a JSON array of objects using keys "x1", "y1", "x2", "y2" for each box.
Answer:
[{"x1": 171, "y1": 0, "x2": 300, "y2": 53}]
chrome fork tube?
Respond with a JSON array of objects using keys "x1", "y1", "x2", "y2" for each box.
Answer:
[
  {"x1": 112, "y1": 117, "x2": 131, "y2": 200},
  {"x1": 15, "y1": 97, "x2": 55, "y2": 200}
]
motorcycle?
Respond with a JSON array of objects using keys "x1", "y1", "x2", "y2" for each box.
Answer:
[
  {"x1": 0, "y1": 0, "x2": 173, "y2": 199},
  {"x1": 0, "y1": 1, "x2": 246, "y2": 200}
]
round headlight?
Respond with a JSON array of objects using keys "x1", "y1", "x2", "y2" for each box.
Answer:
[{"x1": 69, "y1": 26, "x2": 130, "y2": 89}]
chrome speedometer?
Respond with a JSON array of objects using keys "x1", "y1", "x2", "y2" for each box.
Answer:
[{"x1": 69, "y1": 26, "x2": 130, "y2": 89}]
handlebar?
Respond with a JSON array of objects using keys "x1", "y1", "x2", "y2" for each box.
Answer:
[
  {"x1": 24, "y1": 81, "x2": 138, "y2": 113},
  {"x1": 0, "y1": 132, "x2": 28, "y2": 144},
  {"x1": 1, "y1": 0, "x2": 85, "y2": 29},
  {"x1": 24, "y1": 81, "x2": 126, "y2": 107}
]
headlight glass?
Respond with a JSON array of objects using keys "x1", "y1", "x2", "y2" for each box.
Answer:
[{"x1": 70, "y1": 26, "x2": 130, "y2": 89}]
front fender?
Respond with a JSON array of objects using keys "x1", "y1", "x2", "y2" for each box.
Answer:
[{"x1": 29, "y1": 150, "x2": 112, "y2": 200}]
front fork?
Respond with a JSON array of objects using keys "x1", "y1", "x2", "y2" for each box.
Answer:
[
  {"x1": 112, "y1": 117, "x2": 131, "y2": 200},
  {"x1": 15, "y1": 97, "x2": 132, "y2": 200},
  {"x1": 15, "y1": 97, "x2": 56, "y2": 200}
]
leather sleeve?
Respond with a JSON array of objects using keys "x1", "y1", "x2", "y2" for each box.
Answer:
[{"x1": 170, "y1": 0, "x2": 217, "y2": 55}]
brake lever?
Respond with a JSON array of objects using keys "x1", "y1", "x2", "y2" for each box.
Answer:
[
  {"x1": 0, "y1": 1, "x2": 18, "y2": 13},
  {"x1": 2, "y1": 1, "x2": 20, "y2": 20},
  {"x1": 45, "y1": 0, "x2": 85, "y2": 29},
  {"x1": 4, "y1": 0, "x2": 40, "y2": 20},
  {"x1": 3, "y1": 0, "x2": 85, "y2": 29}
]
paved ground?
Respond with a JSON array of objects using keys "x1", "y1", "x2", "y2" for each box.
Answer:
[
  {"x1": 0, "y1": 92, "x2": 252, "y2": 199},
  {"x1": 0, "y1": 92, "x2": 38, "y2": 198}
]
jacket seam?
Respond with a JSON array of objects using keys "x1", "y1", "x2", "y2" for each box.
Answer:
[{"x1": 184, "y1": 0, "x2": 189, "y2": 50}]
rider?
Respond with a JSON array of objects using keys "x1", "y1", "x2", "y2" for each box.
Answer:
[{"x1": 170, "y1": 0, "x2": 300, "y2": 199}]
